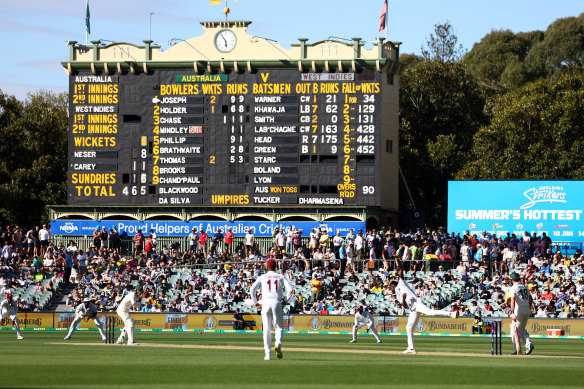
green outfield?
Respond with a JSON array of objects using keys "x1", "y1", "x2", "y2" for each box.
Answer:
[{"x1": 0, "y1": 331, "x2": 582, "y2": 388}]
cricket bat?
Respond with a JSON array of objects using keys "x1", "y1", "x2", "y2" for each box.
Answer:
[{"x1": 512, "y1": 318, "x2": 521, "y2": 355}]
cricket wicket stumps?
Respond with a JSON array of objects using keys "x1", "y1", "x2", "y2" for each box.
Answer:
[
  {"x1": 490, "y1": 320, "x2": 502, "y2": 355},
  {"x1": 105, "y1": 316, "x2": 115, "y2": 344}
]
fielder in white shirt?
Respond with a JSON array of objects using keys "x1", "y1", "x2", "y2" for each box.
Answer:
[
  {"x1": 64, "y1": 297, "x2": 106, "y2": 341},
  {"x1": 508, "y1": 272, "x2": 535, "y2": 355},
  {"x1": 250, "y1": 259, "x2": 293, "y2": 360},
  {"x1": 0, "y1": 293, "x2": 23, "y2": 339},
  {"x1": 390, "y1": 255, "x2": 458, "y2": 354},
  {"x1": 116, "y1": 285, "x2": 139, "y2": 345},
  {"x1": 349, "y1": 305, "x2": 381, "y2": 343}
]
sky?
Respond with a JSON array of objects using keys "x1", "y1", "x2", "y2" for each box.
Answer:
[{"x1": 0, "y1": 0, "x2": 582, "y2": 100}]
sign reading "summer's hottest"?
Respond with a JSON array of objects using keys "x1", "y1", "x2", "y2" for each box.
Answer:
[{"x1": 448, "y1": 181, "x2": 584, "y2": 242}]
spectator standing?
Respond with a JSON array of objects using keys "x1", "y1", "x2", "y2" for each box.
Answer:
[
  {"x1": 134, "y1": 229, "x2": 144, "y2": 257},
  {"x1": 224, "y1": 227, "x2": 234, "y2": 254},
  {"x1": 39, "y1": 225, "x2": 50, "y2": 257}
]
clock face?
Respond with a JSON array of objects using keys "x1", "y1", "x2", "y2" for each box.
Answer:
[{"x1": 215, "y1": 30, "x2": 237, "y2": 52}]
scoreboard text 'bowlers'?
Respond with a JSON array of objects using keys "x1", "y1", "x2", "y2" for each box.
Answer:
[{"x1": 68, "y1": 69, "x2": 382, "y2": 206}]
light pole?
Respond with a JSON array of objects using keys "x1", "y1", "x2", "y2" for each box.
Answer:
[{"x1": 149, "y1": 12, "x2": 154, "y2": 41}]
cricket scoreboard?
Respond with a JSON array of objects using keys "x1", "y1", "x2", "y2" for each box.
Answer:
[{"x1": 67, "y1": 69, "x2": 383, "y2": 206}]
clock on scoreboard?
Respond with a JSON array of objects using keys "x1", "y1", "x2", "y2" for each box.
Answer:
[{"x1": 67, "y1": 69, "x2": 382, "y2": 207}]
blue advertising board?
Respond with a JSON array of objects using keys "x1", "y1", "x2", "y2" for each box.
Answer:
[
  {"x1": 448, "y1": 181, "x2": 584, "y2": 248},
  {"x1": 50, "y1": 220, "x2": 366, "y2": 238}
]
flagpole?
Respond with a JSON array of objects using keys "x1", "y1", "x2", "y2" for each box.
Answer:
[{"x1": 385, "y1": 6, "x2": 388, "y2": 41}]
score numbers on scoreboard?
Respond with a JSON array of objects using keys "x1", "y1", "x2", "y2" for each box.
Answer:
[{"x1": 67, "y1": 69, "x2": 382, "y2": 207}]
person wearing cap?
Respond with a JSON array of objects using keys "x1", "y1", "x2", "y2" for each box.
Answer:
[
  {"x1": 0, "y1": 293, "x2": 23, "y2": 339},
  {"x1": 349, "y1": 305, "x2": 381, "y2": 344},
  {"x1": 508, "y1": 272, "x2": 535, "y2": 355},
  {"x1": 116, "y1": 285, "x2": 139, "y2": 345},
  {"x1": 250, "y1": 259, "x2": 293, "y2": 360},
  {"x1": 64, "y1": 297, "x2": 106, "y2": 341}
]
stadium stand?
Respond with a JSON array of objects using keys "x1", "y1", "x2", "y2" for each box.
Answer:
[{"x1": 0, "y1": 226, "x2": 583, "y2": 318}]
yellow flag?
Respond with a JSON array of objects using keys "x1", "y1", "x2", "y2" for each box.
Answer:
[{"x1": 209, "y1": 0, "x2": 221, "y2": 5}]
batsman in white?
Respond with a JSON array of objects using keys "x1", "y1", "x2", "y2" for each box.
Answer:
[
  {"x1": 250, "y1": 259, "x2": 293, "y2": 360},
  {"x1": 116, "y1": 285, "x2": 138, "y2": 345},
  {"x1": 0, "y1": 293, "x2": 23, "y2": 339},
  {"x1": 64, "y1": 297, "x2": 106, "y2": 341},
  {"x1": 349, "y1": 305, "x2": 381, "y2": 343},
  {"x1": 390, "y1": 255, "x2": 458, "y2": 354},
  {"x1": 508, "y1": 272, "x2": 535, "y2": 355}
]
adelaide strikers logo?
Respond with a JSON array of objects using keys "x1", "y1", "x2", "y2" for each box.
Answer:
[
  {"x1": 203, "y1": 315, "x2": 217, "y2": 329},
  {"x1": 309, "y1": 317, "x2": 321, "y2": 331},
  {"x1": 521, "y1": 186, "x2": 566, "y2": 209}
]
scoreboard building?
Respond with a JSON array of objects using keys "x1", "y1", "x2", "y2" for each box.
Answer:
[{"x1": 51, "y1": 21, "x2": 404, "y2": 240}]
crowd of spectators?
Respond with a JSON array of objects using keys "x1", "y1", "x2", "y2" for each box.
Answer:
[{"x1": 1, "y1": 224, "x2": 583, "y2": 319}]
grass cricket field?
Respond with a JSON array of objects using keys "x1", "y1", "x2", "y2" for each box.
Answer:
[{"x1": 0, "y1": 331, "x2": 582, "y2": 388}]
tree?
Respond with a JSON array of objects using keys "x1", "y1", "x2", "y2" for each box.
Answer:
[
  {"x1": 399, "y1": 60, "x2": 486, "y2": 227},
  {"x1": 457, "y1": 73, "x2": 584, "y2": 180},
  {"x1": 0, "y1": 90, "x2": 68, "y2": 226},
  {"x1": 421, "y1": 21, "x2": 465, "y2": 62},
  {"x1": 463, "y1": 29, "x2": 544, "y2": 89},
  {"x1": 526, "y1": 13, "x2": 584, "y2": 77}
]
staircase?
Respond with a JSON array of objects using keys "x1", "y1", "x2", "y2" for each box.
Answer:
[{"x1": 48, "y1": 282, "x2": 78, "y2": 312}]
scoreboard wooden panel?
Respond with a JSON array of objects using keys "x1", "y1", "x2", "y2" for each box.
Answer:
[{"x1": 67, "y1": 69, "x2": 382, "y2": 206}]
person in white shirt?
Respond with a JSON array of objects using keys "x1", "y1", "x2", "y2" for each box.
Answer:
[
  {"x1": 245, "y1": 229, "x2": 255, "y2": 256},
  {"x1": 354, "y1": 233, "x2": 364, "y2": 260},
  {"x1": 116, "y1": 285, "x2": 139, "y2": 345},
  {"x1": 0, "y1": 293, "x2": 23, "y2": 339},
  {"x1": 508, "y1": 272, "x2": 535, "y2": 355},
  {"x1": 285, "y1": 226, "x2": 294, "y2": 255},
  {"x1": 349, "y1": 305, "x2": 381, "y2": 343},
  {"x1": 250, "y1": 259, "x2": 293, "y2": 360},
  {"x1": 390, "y1": 255, "x2": 458, "y2": 354},
  {"x1": 64, "y1": 298, "x2": 106, "y2": 341},
  {"x1": 39, "y1": 225, "x2": 50, "y2": 256}
]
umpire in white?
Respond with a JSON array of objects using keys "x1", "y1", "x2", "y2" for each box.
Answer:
[
  {"x1": 64, "y1": 297, "x2": 106, "y2": 341},
  {"x1": 349, "y1": 305, "x2": 381, "y2": 343}
]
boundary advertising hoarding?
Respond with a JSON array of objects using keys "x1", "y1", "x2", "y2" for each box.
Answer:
[
  {"x1": 448, "y1": 181, "x2": 584, "y2": 249},
  {"x1": 5, "y1": 314, "x2": 584, "y2": 336}
]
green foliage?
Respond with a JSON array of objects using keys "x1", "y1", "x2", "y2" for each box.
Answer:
[
  {"x1": 526, "y1": 13, "x2": 584, "y2": 77},
  {"x1": 0, "y1": 90, "x2": 68, "y2": 226},
  {"x1": 464, "y1": 14, "x2": 584, "y2": 90},
  {"x1": 457, "y1": 73, "x2": 584, "y2": 180},
  {"x1": 421, "y1": 21, "x2": 466, "y2": 62},
  {"x1": 399, "y1": 60, "x2": 486, "y2": 227},
  {"x1": 463, "y1": 30, "x2": 544, "y2": 89}
]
